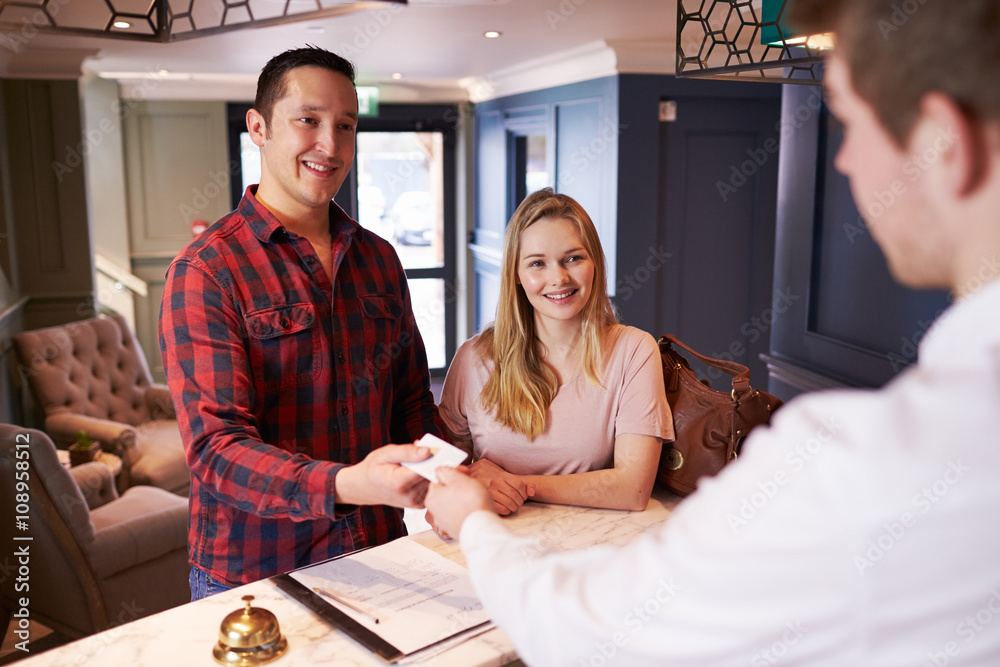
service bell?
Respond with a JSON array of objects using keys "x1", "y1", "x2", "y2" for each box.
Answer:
[{"x1": 212, "y1": 595, "x2": 288, "y2": 666}]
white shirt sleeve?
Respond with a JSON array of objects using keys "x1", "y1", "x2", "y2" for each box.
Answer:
[
  {"x1": 458, "y1": 284, "x2": 1000, "y2": 666},
  {"x1": 456, "y1": 392, "x2": 881, "y2": 666}
]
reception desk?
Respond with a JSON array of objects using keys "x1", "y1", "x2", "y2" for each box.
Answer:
[{"x1": 19, "y1": 489, "x2": 681, "y2": 666}]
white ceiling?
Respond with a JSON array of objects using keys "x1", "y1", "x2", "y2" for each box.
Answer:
[{"x1": 0, "y1": 0, "x2": 677, "y2": 102}]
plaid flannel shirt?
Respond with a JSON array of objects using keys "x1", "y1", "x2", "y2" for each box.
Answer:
[{"x1": 158, "y1": 186, "x2": 440, "y2": 586}]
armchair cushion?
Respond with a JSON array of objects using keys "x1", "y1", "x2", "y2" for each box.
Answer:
[
  {"x1": 28, "y1": 432, "x2": 96, "y2": 546},
  {"x1": 0, "y1": 425, "x2": 188, "y2": 638},
  {"x1": 14, "y1": 315, "x2": 191, "y2": 497},
  {"x1": 69, "y1": 462, "x2": 118, "y2": 510},
  {"x1": 13, "y1": 314, "x2": 155, "y2": 426},
  {"x1": 132, "y1": 420, "x2": 190, "y2": 495},
  {"x1": 45, "y1": 411, "x2": 137, "y2": 460},
  {"x1": 145, "y1": 384, "x2": 176, "y2": 420},
  {"x1": 88, "y1": 486, "x2": 187, "y2": 579}
]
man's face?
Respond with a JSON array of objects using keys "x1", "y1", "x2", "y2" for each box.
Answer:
[
  {"x1": 826, "y1": 54, "x2": 952, "y2": 289},
  {"x1": 252, "y1": 66, "x2": 357, "y2": 219}
]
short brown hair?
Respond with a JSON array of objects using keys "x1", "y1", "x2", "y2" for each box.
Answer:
[
  {"x1": 791, "y1": 0, "x2": 1000, "y2": 145},
  {"x1": 254, "y1": 46, "x2": 356, "y2": 129}
]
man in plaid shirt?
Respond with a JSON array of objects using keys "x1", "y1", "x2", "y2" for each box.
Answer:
[{"x1": 159, "y1": 46, "x2": 441, "y2": 600}]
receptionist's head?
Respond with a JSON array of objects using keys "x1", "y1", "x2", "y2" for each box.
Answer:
[{"x1": 791, "y1": 0, "x2": 1000, "y2": 295}]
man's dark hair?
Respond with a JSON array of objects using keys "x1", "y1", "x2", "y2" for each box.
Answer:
[
  {"x1": 791, "y1": 0, "x2": 1000, "y2": 146},
  {"x1": 254, "y1": 46, "x2": 356, "y2": 129}
]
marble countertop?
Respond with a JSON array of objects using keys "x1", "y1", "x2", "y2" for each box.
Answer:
[{"x1": 21, "y1": 489, "x2": 680, "y2": 667}]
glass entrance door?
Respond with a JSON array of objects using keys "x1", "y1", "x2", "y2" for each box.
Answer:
[
  {"x1": 227, "y1": 103, "x2": 457, "y2": 375},
  {"x1": 354, "y1": 130, "x2": 454, "y2": 373}
]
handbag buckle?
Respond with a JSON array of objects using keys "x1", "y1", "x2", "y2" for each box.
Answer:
[{"x1": 665, "y1": 448, "x2": 684, "y2": 471}]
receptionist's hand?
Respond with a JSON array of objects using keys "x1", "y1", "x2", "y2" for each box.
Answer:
[
  {"x1": 467, "y1": 458, "x2": 535, "y2": 516},
  {"x1": 424, "y1": 510, "x2": 451, "y2": 541},
  {"x1": 425, "y1": 467, "x2": 495, "y2": 538}
]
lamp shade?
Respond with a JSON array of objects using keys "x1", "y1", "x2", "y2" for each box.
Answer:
[
  {"x1": 760, "y1": 0, "x2": 800, "y2": 46},
  {"x1": 0, "y1": 0, "x2": 405, "y2": 43},
  {"x1": 676, "y1": 0, "x2": 826, "y2": 83}
]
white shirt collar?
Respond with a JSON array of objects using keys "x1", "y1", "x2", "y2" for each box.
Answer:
[{"x1": 920, "y1": 277, "x2": 1000, "y2": 368}]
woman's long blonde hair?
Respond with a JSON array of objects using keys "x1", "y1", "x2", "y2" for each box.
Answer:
[{"x1": 476, "y1": 188, "x2": 618, "y2": 439}]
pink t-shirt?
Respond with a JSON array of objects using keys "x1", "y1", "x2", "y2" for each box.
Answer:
[{"x1": 438, "y1": 325, "x2": 674, "y2": 475}]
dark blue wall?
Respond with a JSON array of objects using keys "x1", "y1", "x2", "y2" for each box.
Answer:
[
  {"x1": 470, "y1": 75, "x2": 951, "y2": 400},
  {"x1": 614, "y1": 74, "x2": 782, "y2": 385},
  {"x1": 471, "y1": 77, "x2": 619, "y2": 332},
  {"x1": 472, "y1": 74, "x2": 784, "y2": 391},
  {"x1": 766, "y1": 85, "x2": 951, "y2": 399}
]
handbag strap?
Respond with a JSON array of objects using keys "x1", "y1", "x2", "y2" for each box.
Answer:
[{"x1": 659, "y1": 334, "x2": 753, "y2": 396}]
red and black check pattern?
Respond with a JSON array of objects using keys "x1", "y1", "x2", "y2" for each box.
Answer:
[{"x1": 159, "y1": 186, "x2": 440, "y2": 586}]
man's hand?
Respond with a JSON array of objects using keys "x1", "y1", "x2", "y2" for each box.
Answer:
[
  {"x1": 468, "y1": 458, "x2": 535, "y2": 515},
  {"x1": 425, "y1": 467, "x2": 495, "y2": 539},
  {"x1": 335, "y1": 444, "x2": 432, "y2": 508}
]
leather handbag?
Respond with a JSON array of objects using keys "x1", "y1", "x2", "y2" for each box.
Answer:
[{"x1": 656, "y1": 334, "x2": 783, "y2": 496}]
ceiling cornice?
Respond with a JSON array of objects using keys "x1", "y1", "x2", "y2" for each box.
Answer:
[
  {"x1": 21, "y1": 37, "x2": 674, "y2": 102},
  {"x1": 609, "y1": 39, "x2": 676, "y2": 75},
  {"x1": 0, "y1": 47, "x2": 101, "y2": 79},
  {"x1": 460, "y1": 38, "x2": 675, "y2": 103},
  {"x1": 460, "y1": 39, "x2": 617, "y2": 103}
]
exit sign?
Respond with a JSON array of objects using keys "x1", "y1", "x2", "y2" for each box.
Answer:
[{"x1": 357, "y1": 86, "x2": 379, "y2": 117}]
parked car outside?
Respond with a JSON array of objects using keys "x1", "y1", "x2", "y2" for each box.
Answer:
[
  {"x1": 387, "y1": 191, "x2": 434, "y2": 246},
  {"x1": 357, "y1": 184, "x2": 387, "y2": 228}
]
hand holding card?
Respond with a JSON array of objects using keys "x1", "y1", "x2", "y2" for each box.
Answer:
[{"x1": 402, "y1": 434, "x2": 469, "y2": 481}]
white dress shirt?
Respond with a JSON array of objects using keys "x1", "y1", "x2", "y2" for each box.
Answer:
[{"x1": 459, "y1": 278, "x2": 1000, "y2": 666}]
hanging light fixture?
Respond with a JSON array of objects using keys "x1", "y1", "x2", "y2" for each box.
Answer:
[
  {"x1": 676, "y1": 0, "x2": 833, "y2": 84},
  {"x1": 0, "y1": 0, "x2": 404, "y2": 43}
]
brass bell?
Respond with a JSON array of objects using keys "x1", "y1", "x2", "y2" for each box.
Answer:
[{"x1": 213, "y1": 595, "x2": 288, "y2": 666}]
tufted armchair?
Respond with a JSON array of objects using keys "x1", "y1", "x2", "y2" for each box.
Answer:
[
  {"x1": 13, "y1": 314, "x2": 190, "y2": 495},
  {"x1": 0, "y1": 425, "x2": 189, "y2": 639}
]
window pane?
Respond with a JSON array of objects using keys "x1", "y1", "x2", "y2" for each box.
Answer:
[
  {"x1": 407, "y1": 278, "x2": 446, "y2": 370},
  {"x1": 239, "y1": 132, "x2": 260, "y2": 194},
  {"x1": 526, "y1": 134, "x2": 549, "y2": 194},
  {"x1": 356, "y1": 132, "x2": 444, "y2": 270}
]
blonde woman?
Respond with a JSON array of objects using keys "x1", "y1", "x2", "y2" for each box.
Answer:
[{"x1": 438, "y1": 188, "x2": 673, "y2": 517}]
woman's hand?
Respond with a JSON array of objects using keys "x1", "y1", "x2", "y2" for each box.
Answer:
[{"x1": 468, "y1": 458, "x2": 536, "y2": 515}]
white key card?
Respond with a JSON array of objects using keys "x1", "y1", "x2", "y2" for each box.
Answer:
[{"x1": 401, "y1": 433, "x2": 469, "y2": 481}]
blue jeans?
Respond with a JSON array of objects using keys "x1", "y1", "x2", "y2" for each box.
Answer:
[{"x1": 189, "y1": 567, "x2": 235, "y2": 601}]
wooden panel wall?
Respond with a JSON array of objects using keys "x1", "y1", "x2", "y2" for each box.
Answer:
[
  {"x1": 3, "y1": 79, "x2": 95, "y2": 330},
  {"x1": 124, "y1": 100, "x2": 229, "y2": 381}
]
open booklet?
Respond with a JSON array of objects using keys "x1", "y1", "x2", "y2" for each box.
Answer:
[{"x1": 282, "y1": 537, "x2": 493, "y2": 661}]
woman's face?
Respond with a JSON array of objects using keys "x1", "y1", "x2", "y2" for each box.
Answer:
[{"x1": 516, "y1": 216, "x2": 595, "y2": 328}]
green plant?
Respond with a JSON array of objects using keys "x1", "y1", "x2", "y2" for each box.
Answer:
[{"x1": 72, "y1": 430, "x2": 94, "y2": 450}]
